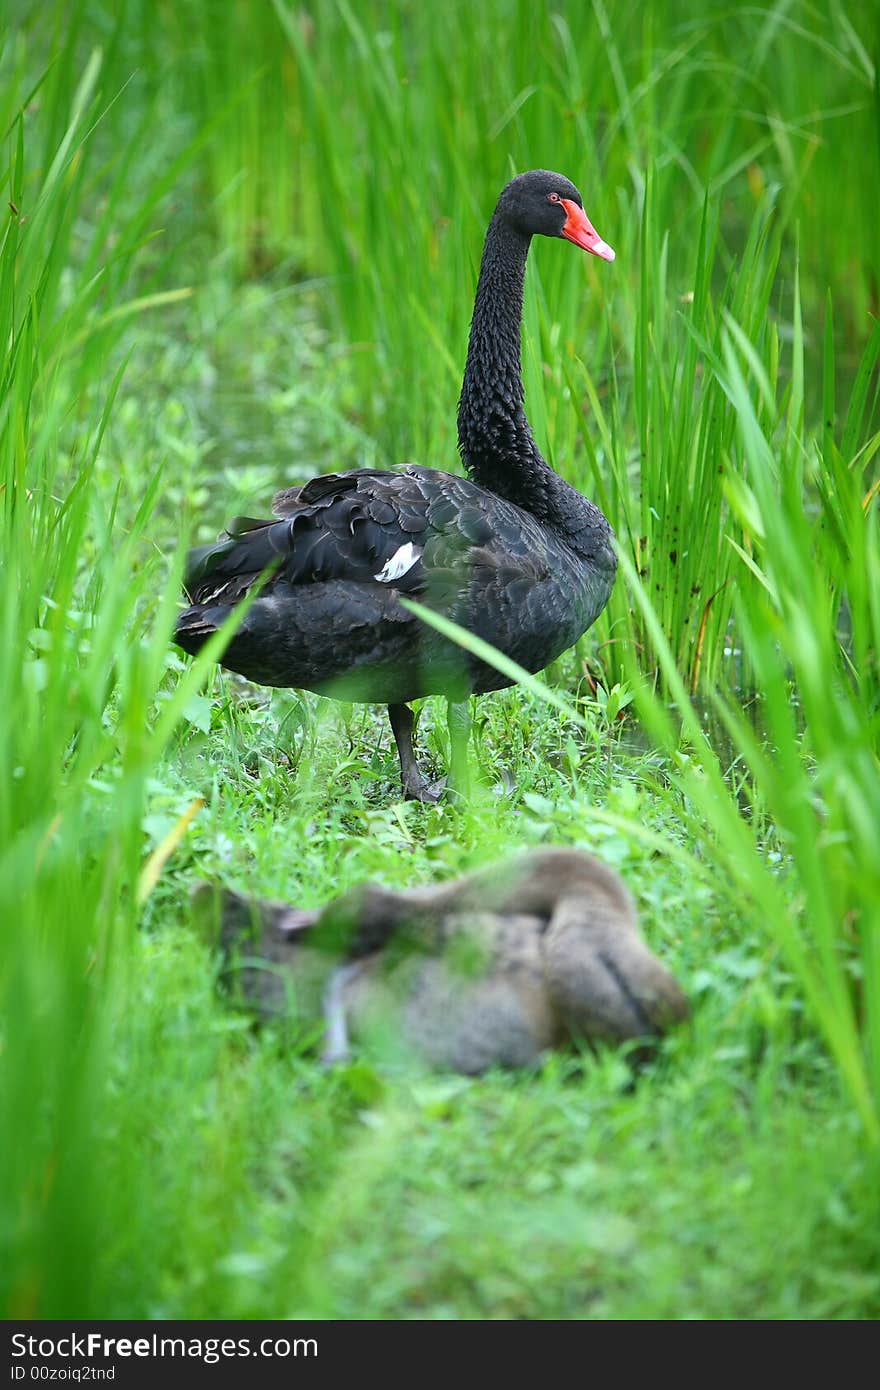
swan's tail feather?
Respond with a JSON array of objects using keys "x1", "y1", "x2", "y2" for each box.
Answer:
[{"x1": 173, "y1": 603, "x2": 225, "y2": 655}]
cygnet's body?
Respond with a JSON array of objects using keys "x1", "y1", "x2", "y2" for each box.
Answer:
[{"x1": 192, "y1": 849, "x2": 689, "y2": 1074}]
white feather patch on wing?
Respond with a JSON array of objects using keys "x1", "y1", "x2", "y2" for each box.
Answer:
[{"x1": 374, "y1": 542, "x2": 421, "y2": 583}]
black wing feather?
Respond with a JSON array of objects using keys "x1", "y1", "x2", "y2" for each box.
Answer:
[{"x1": 184, "y1": 468, "x2": 440, "y2": 604}]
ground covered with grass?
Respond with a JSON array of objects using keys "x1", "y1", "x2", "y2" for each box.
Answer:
[{"x1": 2, "y1": 1, "x2": 879, "y2": 1319}]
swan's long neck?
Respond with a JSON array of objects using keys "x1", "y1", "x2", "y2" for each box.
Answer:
[
  {"x1": 456, "y1": 214, "x2": 600, "y2": 543},
  {"x1": 457, "y1": 218, "x2": 540, "y2": 499}
]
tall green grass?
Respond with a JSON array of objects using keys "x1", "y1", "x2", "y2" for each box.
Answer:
[
  {"x1": 3, "y1": 0, "x2": 880, "y2": 1317},
  {"x1": 627, "y1": 283, "x2": 880, "y2": 1136},
  {"x1": 0, "y1": 43, "x2": 232, "y2": 1315},
  {"x1": 545, "y1": 181, "x2": 791, "y2": 688},
  {"x1": 158, "y1": 0, "x2": 878, "y2": 683},
  {"x1": 411, "y1": 278, "x2": 880, "y2": 1136}
]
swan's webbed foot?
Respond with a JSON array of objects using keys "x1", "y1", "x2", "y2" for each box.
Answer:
[
  {"x1": 388, "y1": 700, "x2": 472, "y2": 803},
  {"x1": 404, "y1": 775, "x2": 447, "y2": 804}
]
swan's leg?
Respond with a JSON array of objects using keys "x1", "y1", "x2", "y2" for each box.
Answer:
[
  {"x1": 387, "y1": 703, "x2": 444, "y2": 802},
  {"x1": 447, "y1": 699, "x2": 471, "y2": 799}
]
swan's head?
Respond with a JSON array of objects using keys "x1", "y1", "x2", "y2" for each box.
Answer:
[{"x1": 497, "y1": 169, "x2": 615, "y2": 262}]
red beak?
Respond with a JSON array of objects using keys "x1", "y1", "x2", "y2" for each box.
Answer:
[{"x1": 561, "y1": 199, "x2": 615, "y2": 262}]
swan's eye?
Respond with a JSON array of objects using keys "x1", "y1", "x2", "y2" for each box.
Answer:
[{"x1": 547, "y1": 192, "x2": 561, "y2": 204}]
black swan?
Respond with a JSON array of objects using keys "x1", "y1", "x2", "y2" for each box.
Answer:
[
  {"x1": 192, "y1": 849, "x2": 690, "y2": 1074},
  {"x1": 175, "y1": 170, "x2": 617, "y2": 799}
]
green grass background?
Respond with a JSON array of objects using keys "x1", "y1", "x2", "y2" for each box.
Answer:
[{"x1": 2, "y1": 0, "x2": 879, "y2": 1318}]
